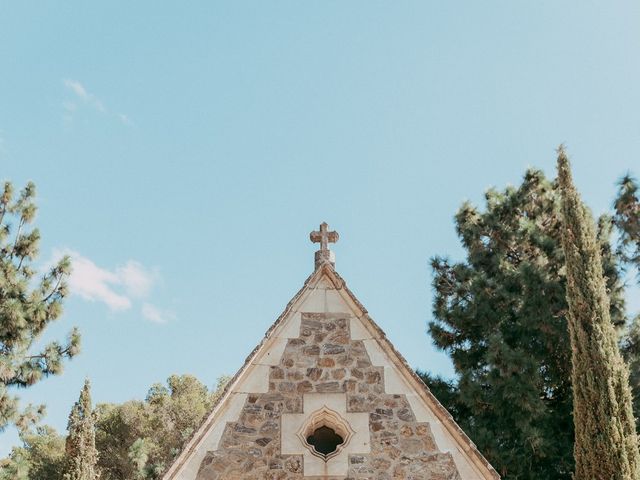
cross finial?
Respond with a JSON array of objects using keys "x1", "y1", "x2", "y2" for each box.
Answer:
[
  {"x1": 310, "y1": 222, "x2": 339, "y2": 252},
  {"x1": 310, "y1": 222, "x2": 339, "y2": 269}
]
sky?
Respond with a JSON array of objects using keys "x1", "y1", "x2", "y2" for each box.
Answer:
[{"x1": 1, "y1": 1, "x2": 639, "y2": 455}]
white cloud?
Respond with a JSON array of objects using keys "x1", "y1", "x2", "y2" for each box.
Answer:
[
  {"x1": 64, "y1": 79, "x2": 88, "y2": 100},
  {"x1": 62, "y1": 79, "x2": 133, "y2": 126},
  {"x1": 117, "y1": 261, "x2": 158, "y2": 298},
  {"x1": 66, "y1": 252, "x2": 132, "y2": 310},
  {"x1": 118, "y1": 113, "x2": 134, "y2": 127},
  {"x1": 63, "y1": 79, "x2": 105, "y2": 112},
  {"x1": 141, "y1": 303, "x2": 174, "y2": 324},
  {"x1": 50, "y1": 250, "x2": 168, "y2": 323}
]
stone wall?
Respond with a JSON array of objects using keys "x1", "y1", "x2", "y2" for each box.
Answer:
[{"x1": 196, "y1": 313, "x2": 461, "y2": 480}]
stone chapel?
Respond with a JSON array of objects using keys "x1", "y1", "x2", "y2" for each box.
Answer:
[{"x1": 163, "y1": 223, "x2": 499, "y2": 480}]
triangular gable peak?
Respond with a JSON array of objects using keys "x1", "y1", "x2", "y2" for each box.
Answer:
[{"x1": 164, "y1": 248, "x2": 499, "y2": 479}]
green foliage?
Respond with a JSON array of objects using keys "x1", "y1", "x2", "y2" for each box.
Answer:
[
  {"x1": 558, "y1": 150, "x2": 640, "y2": 479},
  {"x1": 128, "y1": 438, "x2": 152, "y2": 480},
  {"x1": 613, "y1": 175, "x2": 640, "y2": 414},
  {"x1": 622, "y1": 316, "x2": 640, "y2": 429},
  {"x1": 0, "y1": 446, "x2": 29, "y2": 480},
  {"x1": 64, "y1": 379, "x2": 99, "y2": 480},
  {"x1": 614, "y1": 174, "x2": 640, "y2": 272},
  {"x1": 415, "y1": 371, "x2": 468, "y2": 422},
  {"x1": 426, "y1": 167, "x2": 627, "y2": 479},
  {"x1": 0, "y1": 181, "x2": 80, "y2": 432},
  {"x1": 0, "y1": 425, "x2": 66, "y2": 480},
  {"x1": 95, "y1": 374, "x2": 229, "y2": 480}
]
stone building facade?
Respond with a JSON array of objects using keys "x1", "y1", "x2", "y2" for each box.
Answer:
[{"x1": 163, "y1": 224, "x2": 499, "y2": 480}]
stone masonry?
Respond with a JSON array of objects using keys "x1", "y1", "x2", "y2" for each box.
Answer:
[{"x1": 195, "y1": 312, "x2": 461, "y2": 480}]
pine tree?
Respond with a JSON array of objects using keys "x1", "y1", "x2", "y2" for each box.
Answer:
[
  {"x1": 0, "y1": 181, "x2": 80, "y2": 431},
  {"x1": 614, "y1": 174, "x2": 640, "y2": 273},
  {"x1": 612, "y1": 174, "x2": 640, "y2": 427},
  {"x1": 64, "y1": 379, "x2": 99, "y2": 480},
  {"x1": 424, "y1": 167, "x2": 627, "y2": 479},
  {"x1": 557, "y1": 148, "x2": 640, "y2": 480}
]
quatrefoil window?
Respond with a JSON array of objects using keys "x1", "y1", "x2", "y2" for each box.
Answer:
[
  {"x1": 296, "y1": 406, "x2": 355, "y2": 461},
  {"x1": 307, "y1": 425, "x2": 344, "y2": 456}
]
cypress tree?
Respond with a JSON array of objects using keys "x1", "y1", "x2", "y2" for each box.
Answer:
[
  {"x1": 64, "y1": 379, "x2": 99, "y2": 480},
  {"x1": 557, "y1": 148, "x2": 640, "y2": 479}
]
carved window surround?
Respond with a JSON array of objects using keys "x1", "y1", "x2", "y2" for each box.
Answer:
[{"x1": 296, "y1": 406, "x2": 355, "y2": 461}]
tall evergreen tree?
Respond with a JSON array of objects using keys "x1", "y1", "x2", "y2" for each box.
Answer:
[
  {"x1": 0, "y1": 181, "x2": 80, "y2": 431},
  {"x1": 614, "y1": 174, "x2": 640, "y2": 273},
  {"x1": 558, "y1": 149, "x2": 640, "y2": 479},
  {"x1": 423, "y1": 168, "x2": 627, "y2": 479},
  {"x1": 64, "y1": 379, "x2": 99, "y2": 480},
  {"x1": 612, "y1": 174, "x2": 640, "y2": 426}
]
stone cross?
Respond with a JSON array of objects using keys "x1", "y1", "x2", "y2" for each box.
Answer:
[
  {"x1": 310, "y1": 222, "x2": 339, "y2": 269},
  {"x1": 310, "y1": 222, "x2": 339, "y2": 252}
]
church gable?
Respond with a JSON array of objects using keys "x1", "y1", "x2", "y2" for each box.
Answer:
[{"x1": 163, "y1": 224, "x2": 499, "y2": 480}]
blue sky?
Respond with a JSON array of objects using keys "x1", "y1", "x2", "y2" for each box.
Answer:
[{"x1": 1, "y1": 1, "x2": 639, "y2": 454}]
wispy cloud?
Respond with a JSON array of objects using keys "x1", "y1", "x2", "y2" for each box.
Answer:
[
  {"x1": 117, "y1": 260, "x2": 157, "y2": 298},
  {"x1": 63, "y1": 79, "x2": 105, "y2": 112},
  {"x1": 67, "y1": 252, "x2": 132, "y2": 310},
  {"x1": 141, "y1": 303, "x2": 175, "y2": 324},
  {"x1": 62, "y1": 79, "x2": 133, "y2": 127},
  {"x1": 118, "y1": 113, "x2": 134, "y2": 127},
  {"x1": 50, "y1": 249, "x2": 170, "y2": 323}
]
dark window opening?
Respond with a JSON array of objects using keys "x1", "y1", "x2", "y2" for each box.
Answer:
[{"x1": 306, "y1": 425, "x2": 344, "y2": 456}]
